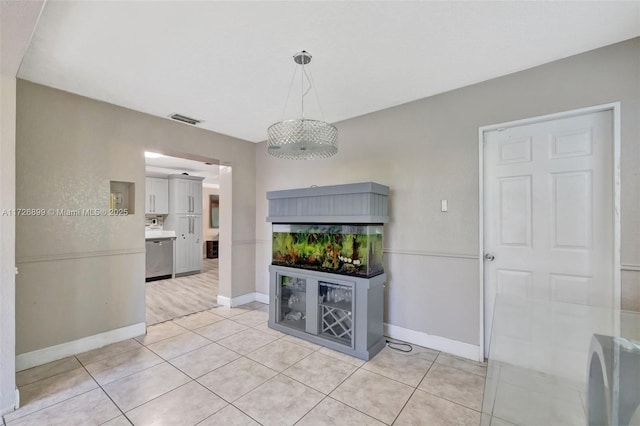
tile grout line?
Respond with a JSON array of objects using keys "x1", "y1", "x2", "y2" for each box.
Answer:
[
  {"x1": 389, "y1": 361, "x2": 436, "y2": 425},
  {"x1": 416, "y1": 387, "x2": 484, "y2": 414},
  {"x1": 4, "y1": 360, "x2": 107, "y2": 424},
  {"x1": 301, "y1": 352, "x2": 387, "y2": 424},
  {"x1": 76, "y1": 355, "x2": 135, "y2": 425}
]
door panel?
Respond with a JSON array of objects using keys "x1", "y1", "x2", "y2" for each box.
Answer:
[
  {"x1": 498, "y1": 176, "x2": 532, "y2": 247},
  {"x1": 552, "y1": 171, "x2": 591, "y2": 249},
  {"x1": 484, "y1": 110, "x2": 615, "y2": 355}
]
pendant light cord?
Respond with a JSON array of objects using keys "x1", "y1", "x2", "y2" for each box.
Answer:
[
  {"x1": 301, "y1": 62, "x2": 312, "y2": 119},
  {"x1": 306, "y1": 65, "x2": 327, "y2": 123},
  {"x1": 279, "y1": 61, "x2": 299, "y2": 122},
  {"x1": 278, "y1": 52, "x2": 325, "y2": 123}
]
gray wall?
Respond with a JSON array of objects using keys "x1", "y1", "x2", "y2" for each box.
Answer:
[
  {"x1": 255, "y1": 38, "x2": 640, "y2": 347},
  {"x1": 16, "y1": 80, "x2": 256, "y2": 355}
]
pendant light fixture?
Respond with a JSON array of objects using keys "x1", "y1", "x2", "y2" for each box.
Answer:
[{"x1": 267, "y1": 51, "x2": 338, "y2": 160}]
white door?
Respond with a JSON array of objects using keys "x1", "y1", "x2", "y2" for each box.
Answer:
[{"x1": 483, "y1": 110, "x2": 616, "y2": 355}]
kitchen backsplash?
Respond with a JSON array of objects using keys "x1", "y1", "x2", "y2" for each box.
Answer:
[{"x1": 145, "y1": 215, "x2": 164, "y2": 230}]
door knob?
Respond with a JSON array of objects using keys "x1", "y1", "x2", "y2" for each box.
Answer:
[{"x1": 484, "y1": 253, "x2": 495, "y2": 261}]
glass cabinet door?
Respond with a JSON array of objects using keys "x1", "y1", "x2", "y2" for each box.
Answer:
[
  {"x1": 277, "y1": 275, "x2": 307, "y2": 331},
  {"x1": 318, "y1": 281, "x2": 354, "y2": 347}
]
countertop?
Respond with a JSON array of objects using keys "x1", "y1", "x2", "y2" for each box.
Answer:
[{"x1": 145, "y1": 230, "x2": 176, "y2": 240}]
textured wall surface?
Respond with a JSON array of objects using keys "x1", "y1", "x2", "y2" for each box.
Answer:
[
  {"x1": 255, "y1": 38, "x2": 640, "y2": 347},
  {"x1": 16, "y1": 80, "x2": 256, "y2": 354}
]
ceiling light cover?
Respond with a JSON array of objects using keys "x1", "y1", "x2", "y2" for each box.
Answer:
[
  {"x1": 268, "y1": 51, "x2": 337, "y2": 160},
  {"x1": 268, "y1": 119, "x2": 338, "y2": 159}
]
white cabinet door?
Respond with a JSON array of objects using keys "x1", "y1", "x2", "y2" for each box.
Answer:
[
  {"x1": 175, "y1": 215, "x2": 190, "y2": 274},
  {"x1": 145, "y1": 177, "x2": 153, "y2": 213},
  {"x1": 169, "y1": 177, "x2": 203, "y2": 214},
  {"x1": 190, "y1": 181, "x2": 203, "y2": 214},
  {"x1": 170, "y1": 178, "x2": 190, "y2": 214},
  {"x1": 153, "y1": 178, "x2": 169, "y2": 214},
  {"x1": 146, "y1": 177, "x2": 169, "y2": 214},
  {"x1": 191, "y1": 216, "x2": 203, "y2": 271}
]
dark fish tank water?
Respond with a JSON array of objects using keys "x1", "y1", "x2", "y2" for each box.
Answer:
[{"x1": 272, "y1": 224, "x2": 384, "y2": 277}]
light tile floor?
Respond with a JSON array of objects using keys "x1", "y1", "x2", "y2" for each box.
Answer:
[{"x1": 4, "y1": 303, "x2": 486, "y2": 426}]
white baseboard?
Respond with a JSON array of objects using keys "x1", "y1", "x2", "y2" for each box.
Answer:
[
  {"x1": 15, "y1": 322, "x2": 146, "y2": 372},
  {"x1": 217, "y1": 292, "x2": 269, "y2": 307},
  {"x1": 255, "y1": 292, "x2": 269, "y2": 304},
  {"x1": 384, "y1": 323, "x2": 482, "y2": 362},
  {"x1": 216, "y1": 295, "x2": 231, "y2": 307}
]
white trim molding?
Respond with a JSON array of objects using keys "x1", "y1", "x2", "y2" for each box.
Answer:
[
  {"x1": 15, "y1": 322, "x2": 146, "y2": 371},
  {"x1": 217, "y1": 292, "x2": 269, "y2": 307},
  {"x1": 255, "y1": 292, "x2": 269, "y2": 304},
  {"x1": 216, "y1": 295, "x2": 231, "y2": 307},
  {"x1": 16, "y1": 248, "x2": 145, "y2": 264},
  {"x1": 621, "y1": 264, "x2": 640, "y2": 272},
  {"x1": 384, "y1": 323, "x2": 481, "y2": 362},
  {"x1": 383, "y1": 249, "x2": 478, "y2": 260}
]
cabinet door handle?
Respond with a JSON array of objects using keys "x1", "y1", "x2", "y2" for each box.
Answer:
[
  {"x1": 149, "y1": 195, "x2": 152, "y2": 211},
  {"x1": 152, "y1": 195, "x2": 156, "y2": 212}
]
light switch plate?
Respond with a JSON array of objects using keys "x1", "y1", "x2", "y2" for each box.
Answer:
[{"x1": 441, "y1": 200, "x2": 448, "y2": 212}]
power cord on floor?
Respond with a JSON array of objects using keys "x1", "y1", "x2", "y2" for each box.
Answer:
[{"x1": 386, "y1": 339, "x2": 413, "y2": 353}]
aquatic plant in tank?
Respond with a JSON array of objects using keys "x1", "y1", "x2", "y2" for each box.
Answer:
[{"x1": 271, "y1": 224, "x2": 383, "y2": 277}]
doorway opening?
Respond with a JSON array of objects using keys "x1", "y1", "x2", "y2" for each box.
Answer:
[{"x1": 144, "y1": 151, "x2": 223, "y2": 325}]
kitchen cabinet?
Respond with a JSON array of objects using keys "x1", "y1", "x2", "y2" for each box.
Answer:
[
  {"x1": 171, "y1": 215, "x2": 202, "y2": 274},
  {"x1": 145, "y1": 177, "x2": 168, "y2": 214},
  {"x1": 169, "y1": 175, "x2": 203, "y2": 214}
]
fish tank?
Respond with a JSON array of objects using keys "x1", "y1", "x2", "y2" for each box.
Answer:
[{"x1": 271, "y1": 224, "x2": 384, "y2": 277}]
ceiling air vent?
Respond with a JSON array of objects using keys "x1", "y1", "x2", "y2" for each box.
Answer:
[{"x1": 170, "y1": 113, "x2": 200, "y2": 125}]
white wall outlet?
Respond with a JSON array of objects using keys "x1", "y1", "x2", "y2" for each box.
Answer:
[{"x1": 441, "y1": 199, "x2": 448, "y2": 212}]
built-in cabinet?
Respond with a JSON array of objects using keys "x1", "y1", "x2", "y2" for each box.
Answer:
[
  {"x1": 172, "y1": 215, "x2": 202, "y2": 274},
  {"x1": 169, "y1": 176, "x2": 202, "y2": 215},
  {"x1": 269, "y1": 265, "x2": 385, "y2": 360},
  {"x1": 164, "y1": 175, "x2": 204, "y2": 275},
  {"x1": 145, "y1": 177, "x2": 168, "y2": 214}
]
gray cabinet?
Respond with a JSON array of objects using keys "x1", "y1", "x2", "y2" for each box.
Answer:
[
  {"x1": 165, "y1": 175, "x2": 204, "y2": 275},
  {"x1": 269, "y1": 265, "x2": 386, "y2": 360},
  {"x1": 145, "y1": 177, "x2": 168, "y2": 214},
  {"x1": 169, "y1": 175, "x2": 203, "y2": 214},
  {"x1": 172, "y1": 215, "x2": 202, "y2": 274}
]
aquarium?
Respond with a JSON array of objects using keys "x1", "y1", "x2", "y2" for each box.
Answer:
[{"x1": 271, "y1": 224, "x2": 383, "y2": 277}]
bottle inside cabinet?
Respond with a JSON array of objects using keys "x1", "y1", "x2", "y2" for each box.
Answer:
[{"x1": 278, "y1": 275, "x2": 307, "y2": 331}]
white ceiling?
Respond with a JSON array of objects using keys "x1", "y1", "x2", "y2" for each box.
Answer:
[
  {"x1": 145, "y1": 154, "x2": 219, "y2": 187},
  {"x1": 18, "y1": 1, "x2": 640, "y2": 143}
]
